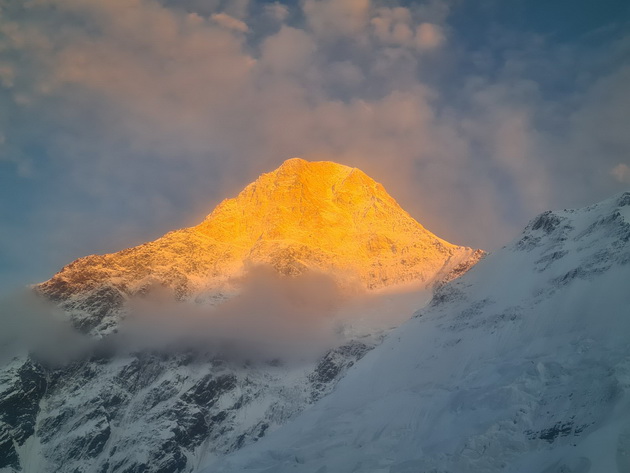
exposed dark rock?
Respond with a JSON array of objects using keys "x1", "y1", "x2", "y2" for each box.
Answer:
[
  {"x1": 0, "y1": 422, "x2": 20, "y2": 469},
  {"x1": 531, "y1": 211, "x2": 563, "y2": 234},
  {"x1": 309, "y1": 341, "x2": 371, "y2": 400},
  {"x1": 39, "y1": 408, "x2": 74, "y2": 443},
  {"x1": 181, "y1": 374, "x2": 237, "y2": 407},
  {"x1": 534, "y1": 250, "x2": 568, "y2": 272},
  {"x1": 115, "y1": 355, "x2": 165, "y2": 392},
  {"x1": 145, "y1": 380, "x2": 178, "y2": 411},
  {"x1": 169, "y1": 402, "x2": 209, "y2": 449},
  {"x1": 0, "y1": 359, "x2": 47, "y2": 445},
  {"x1": 434, "y1": 249, "x2": 486, "y2": 290},
  {"x1": 429, "y1": 284, "x2": 466, "y2": 308},
  {"x1": 617, "y1": 192, "x2": 630, "y2": 207},
  {"x1": 526, "y1": 421, "x2": 589, "y2": 444}
]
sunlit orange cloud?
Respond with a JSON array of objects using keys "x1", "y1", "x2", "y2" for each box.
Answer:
[{"x1": 304, "y1": 0, "x2": 370, "y2": 38}]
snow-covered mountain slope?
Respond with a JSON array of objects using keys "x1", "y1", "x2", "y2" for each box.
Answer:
[
  {"x1": 206, "y1": 191, "x2": 630, "y2": 473},
  {"x1": 36, "y1": 158, "x2": 481, "y2": 335},
  {"x1": 0, "y1": 334, "x2": 382, "y2": 473}
]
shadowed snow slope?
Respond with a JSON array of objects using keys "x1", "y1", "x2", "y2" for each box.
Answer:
[{"x1": 205, "y1": 191, "x2": 630, "y2": 473}]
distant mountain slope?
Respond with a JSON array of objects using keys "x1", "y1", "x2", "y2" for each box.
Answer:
[
  {"x1": 206, "y1": 191, "x2": 630, "y2": 473},
  {"x1": 36, "y1": 158, "x2": 481, "y2": 334}
]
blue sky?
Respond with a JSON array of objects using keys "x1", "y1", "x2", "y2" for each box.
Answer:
[{"x1": 1, "y1": 0, "x2": 629, "y2": 292}]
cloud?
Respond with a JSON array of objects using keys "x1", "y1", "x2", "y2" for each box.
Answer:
[
  {"x1": 0, "y1": 63, "x2": 15, "y2": 87},
  {"x1": 611, "y1": 164, "x2": 630, "y2": 184},
  {"x1": 0, "y1": 290, "x2": 93, "y2": 366},
  {"x1": 1, "y1": 0, "x2": 630, "y2": 292},
  {"x1": 211, "y1": 12, "x2": 249, "y2": 32},
  {"x1": 118, "y1": 265, "x2": 345, "y2": 361},
  {"x1": 303, "y1": 0, "x2": 370, "y2": 38},
  {"x1": 0, "y1": 263, "x2": 432, "y2": 367},
  {"x1": 415, "y1": 22, "x2": 444, "y2": 49},
  {"x1": 259, "y1": 26, "x2": 317, "y2": 74},
  {"x1": 370, "y1": 7, "x2": 444, "y2": 50},
  {"x1": 264, "y1": 2, "x2": 289, "y2": 23},
  {"x1": 326, "y1": 60, "x2": 364, "y2": 88}
]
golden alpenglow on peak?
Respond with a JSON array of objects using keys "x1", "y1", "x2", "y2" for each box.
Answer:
[{"x1": 39, "y1": 158, "x2": 483, "y2": 306}]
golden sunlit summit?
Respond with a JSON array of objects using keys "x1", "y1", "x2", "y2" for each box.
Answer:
[{"x1": 39, "y1": 158, "x2": 482, "y2": 301}]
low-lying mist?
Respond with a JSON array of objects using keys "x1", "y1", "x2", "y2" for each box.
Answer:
[
  {"x1": 0, "y1": 265, "x2": 431, "y2": 368},
  {"x1": 121, "y1": 265, "x2": 346, "y2": 362},
  {"x1": 0, "y1": 289, "x2": 92, "y2": 366}
]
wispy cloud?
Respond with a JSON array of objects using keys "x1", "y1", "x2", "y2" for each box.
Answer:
[
  {"x1": 211, "y1": 12, "x2": 249, "y2": 32},
  {"x1": 611, "y1": 164, "x2": 630, "y2": 184}
]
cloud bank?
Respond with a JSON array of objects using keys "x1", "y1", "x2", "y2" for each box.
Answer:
[
  {"x1": 1, "y1": 0, "x2": 629, "y2": 289},
  {"x1": 0, "y1": 265, "x2": 428, "y2": 366}
]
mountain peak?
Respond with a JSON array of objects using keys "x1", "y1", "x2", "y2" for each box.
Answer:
[
  {"x1": 276, "y1": 156, "x2": 350, "y2": 172},
  {"x1": 276, "y1": 156, "x2": 321, "y2": 171},
  {"x1": 203, "y1": 158, "x2": 366, "y2": 223},
  {"x1": 245, "y1": 157, "x2": 366, "y2": 201},
  {"x1": 194, "y1": 158, "x2": 473, "y2": 285},
  {"x1": 38, "y1": 159, "x2": 482, "y2": 331}
]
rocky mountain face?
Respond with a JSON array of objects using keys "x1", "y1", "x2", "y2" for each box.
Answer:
[
  {"x1": 206, "y1": 191, "x2": 630, "y2": 473},
  {"x1": 0, "y1": 159, "x2": 482, "y2": 473},
  {"x1": 0, "y1": 338, "x2": 379, "y2": 473},
  {"x1": 36, "y1": 157, "x2": 481, "y2": 335}
]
